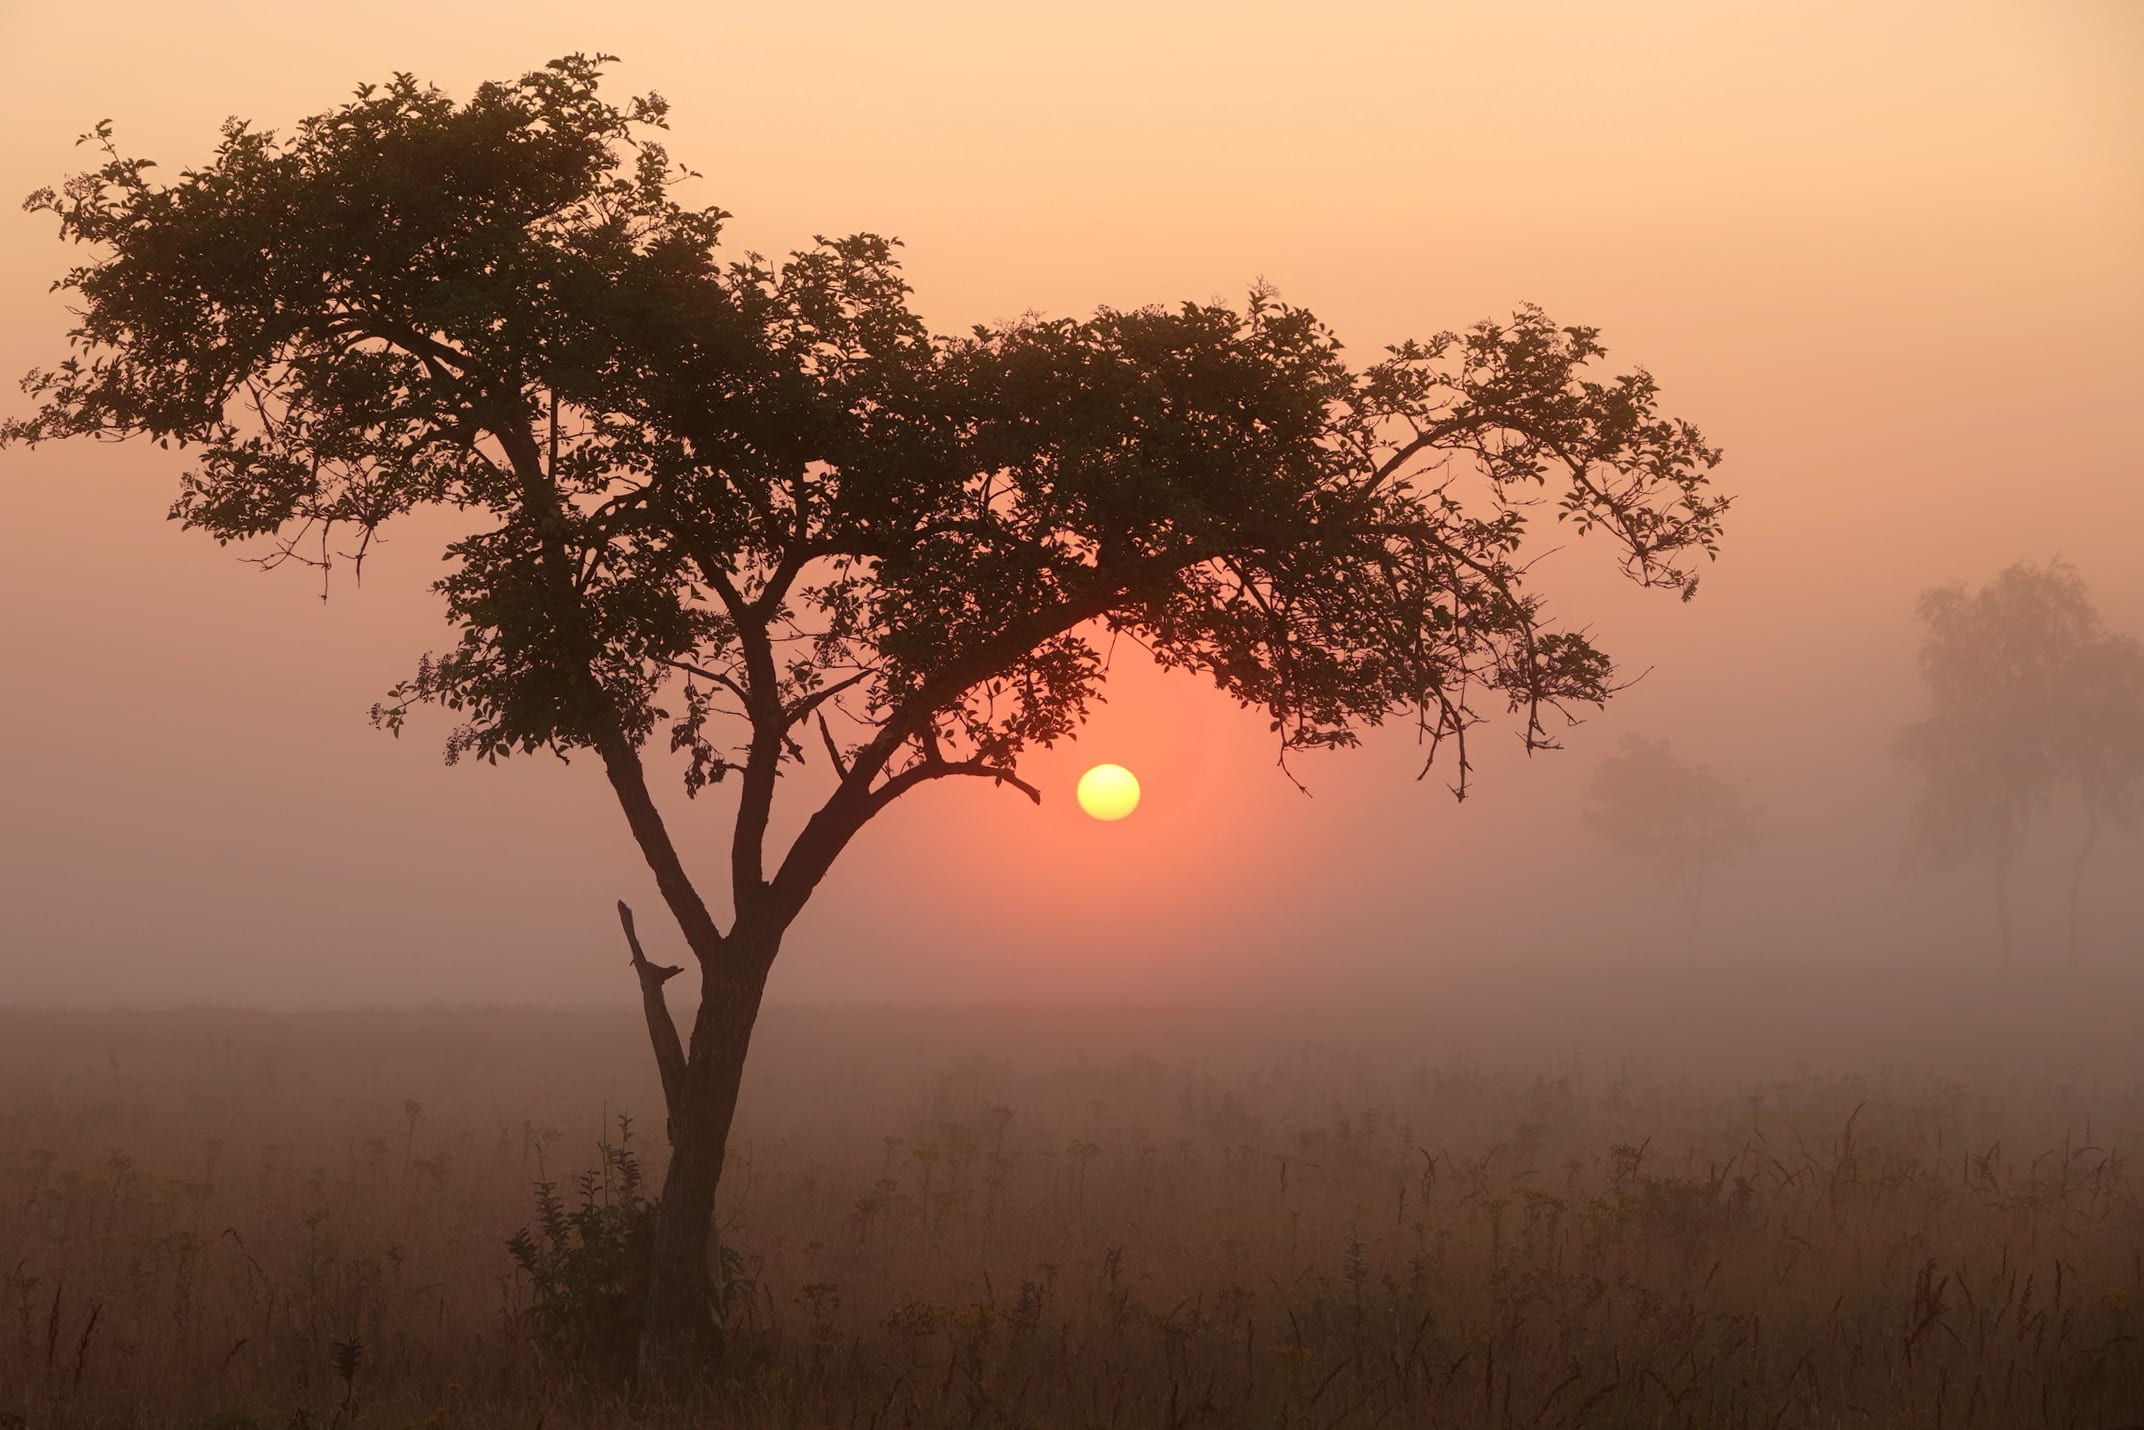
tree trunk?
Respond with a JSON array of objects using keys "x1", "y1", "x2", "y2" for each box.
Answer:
[
  {"x1": 1992, "y1": 850, "x2": 2014, "y2": 966},
  {"x1": 2067, "y1": 805, "x2": 2099, "y2": 969},
  {"x1": 1684, "y1": 866, "x2": 1704, "y2": 959},
  {"x1": 636, "y1": 943, "x2": 776, "y2": 1392}
]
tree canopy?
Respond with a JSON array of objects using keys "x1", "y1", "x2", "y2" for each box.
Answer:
[
  {"x1": 7, "y1": 58, "x2": 1727, "y2": 915},
  {"x1": 1898, "y1": 560, "x2": 2144, "y2": 960},
  {"x1": 1582, "y1": 735, "x2": 1757, "y2": 949}
]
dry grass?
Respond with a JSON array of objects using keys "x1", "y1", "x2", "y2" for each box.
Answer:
[{"x1": 2, "y1": 976, "x2": 2140, "y2": 1428}]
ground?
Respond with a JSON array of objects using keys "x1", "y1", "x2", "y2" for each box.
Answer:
[{"x1": 3, "y1": 962, "x2": 2140, "y2": 1428}]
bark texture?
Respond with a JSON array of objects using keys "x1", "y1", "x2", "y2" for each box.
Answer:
[{"x1": 633, "y1": 939, "x2": 777, "y2": 1390}]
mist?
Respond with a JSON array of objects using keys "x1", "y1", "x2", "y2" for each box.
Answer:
[
  {"x1": 0, "y1": 4, "x2": 2139, "y2": 1422},
  {"x1": 3, "y1": 4, "x2": 2139, "y2": 1025}
]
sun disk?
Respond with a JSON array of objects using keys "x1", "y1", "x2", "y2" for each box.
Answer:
[{"x1": 1076, "y1": 764, "x2": 1141, "y2": 821}]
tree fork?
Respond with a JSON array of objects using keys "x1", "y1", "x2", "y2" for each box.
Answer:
[{"x1": 617, "y1": 901, "x2": 686, "y2": 1138}]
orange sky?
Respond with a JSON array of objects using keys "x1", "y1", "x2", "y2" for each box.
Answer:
[{"x1": 0, "y1": 1, "x2": 2138, "y2": 1007}]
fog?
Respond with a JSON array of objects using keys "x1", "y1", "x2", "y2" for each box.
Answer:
[
  {"x1": 1, "y1": 0, "x2": 2139, "y2": 1045},
  {"x1": 4, "y1": 13, "x2": 2144, "y2": 1424}
]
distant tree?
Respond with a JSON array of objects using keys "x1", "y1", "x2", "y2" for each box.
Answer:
[
  {"x1": 1897, "y1": 561, "x2": 2144, "y2": 963},
  {"x1": 2049, "y1": 610, "x2": 2144, "y2": 965},
  {"x1": 1582, "y1": 735, "x2": 1757, "y2": 951},
  {"x1": 1, "y1": 57, "x2": 1728, "y2": 1387}
]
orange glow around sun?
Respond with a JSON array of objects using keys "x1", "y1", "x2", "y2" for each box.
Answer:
[{"x1": 1076, "y1": 764, "x2": 1141, "y2": 821}]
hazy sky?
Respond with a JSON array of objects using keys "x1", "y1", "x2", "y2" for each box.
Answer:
[{"x1": 1, "y1": 1, "x2": 2138, "y2": 1008}]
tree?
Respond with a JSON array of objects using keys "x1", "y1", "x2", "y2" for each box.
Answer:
[
  {"x1": 1897, "y1": 561, "x2": 2144, "y2": 963},
  {"x1": 1, "y1": 56, "x2": 1729, "y2": 1386},
  {"x1": 1581, "y1": 735, "x2": 1757, "y2": 952},
  {"x1": 2052, "y1": 635, "x2": 2144, "y2": 963}
]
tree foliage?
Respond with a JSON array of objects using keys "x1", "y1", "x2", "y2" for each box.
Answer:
[
  {"x1": 1897, "y1": 562, "x2": 2137, "y2": 866},
  {"x1": 5, "y1": 55, "x2": 1727, "y2": 865},
  {"x1": 1582, "y1": 735, "x2": 1757, "y2": 943}
]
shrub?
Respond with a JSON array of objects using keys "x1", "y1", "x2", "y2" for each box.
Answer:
[{"x1": 505, "y1": 1117, "x2": 657, "y2": 1382}]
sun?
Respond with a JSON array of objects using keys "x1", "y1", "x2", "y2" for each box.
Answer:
[{"x1": 1076, "y1": 763, "x2": 1141, "y2": 821}]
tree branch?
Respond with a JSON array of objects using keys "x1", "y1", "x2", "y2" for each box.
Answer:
[
  {"x1": 761, "y1": 540, "x2": 1235, "y2": 930},
  {"x1": 784, "y1": 669, "x2": 873, "y2": 730},
  {"x1": 867, "y1": 754, "x2": 1043, "y2": 814},
  {"x1": 656, "y1": 656, "x2": 751, "y2": 711},
  {"x1": 1353, "y1": 410, "x2": 1502, "y2": 504},
  {"x1": 487, "y1": 416, "x2": 730, "y2": 965},
  {"x1": 815, "y1": 709, "x2": 851, "y2": 781},
  {"x1": 697, "y1": 562, "x2": 784, "y2": 923},
  {"x1": 617, "y1": 900, "x2": 686, "y2": 1138}
]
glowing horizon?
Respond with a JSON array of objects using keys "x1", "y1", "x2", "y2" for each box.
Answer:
[{"x1": 0, "y1": 2, "x2": 2135, "y2": 1007}]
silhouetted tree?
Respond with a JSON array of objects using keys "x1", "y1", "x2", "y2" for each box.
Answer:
[
  {"x1": 1898, "y1": 561, "x2": 2143, "y2": 964},
  {"x1": 2049, "y1": 609, "x2": 2144, "y2": 965},
  {"x1": 1581, "y1": 735, "x2": 1756, "y2": 952},
  {"x1": 1, "y1": 57, "x2": 1728, "y2": 1387}
]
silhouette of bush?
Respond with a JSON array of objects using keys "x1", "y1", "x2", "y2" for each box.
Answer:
[{"x1": 505, "y1": 1118, "x2": 659, "y2": 1382}]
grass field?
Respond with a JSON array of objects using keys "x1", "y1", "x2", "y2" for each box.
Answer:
[{"x1": 3, "y1": 963, "x2": 2141, "y2": 1428}]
